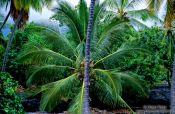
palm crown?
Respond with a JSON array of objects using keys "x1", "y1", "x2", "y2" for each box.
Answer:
[
  {"x1": 18, "y1": 0, "x2": 146, "y2": 113},
  {"x1": 107, "y1": 0, "x2": 162, "y2": 29},
  {"x1": 0, "y1": 0, "x2": 53, "y2": 28}
]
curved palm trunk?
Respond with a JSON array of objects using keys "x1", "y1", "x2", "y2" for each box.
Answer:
[
  {"x1": 1, "y1": 10, "x2": 23, "y2": 71},
  {"x1": 82, "y1": 0, "x2": 95, "y2": 114},
  {"x1": 0, "y1": 10, "x2": 10, "y2": 31},
  {"x1": 171, "y1": 54, "x2": 175, "y2": 113}
]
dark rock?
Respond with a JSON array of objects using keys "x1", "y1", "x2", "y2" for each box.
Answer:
[
  {"x1": 22, "y1": 98, "x2": 40, "y2": 112},
  {"x1": 148, "y1": 84, "x2": 170, "y2": 107}
]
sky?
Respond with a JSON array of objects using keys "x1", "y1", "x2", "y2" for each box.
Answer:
[
  {"x1": 0, "y1": 0, "x2": 89, "y2": 36},
  {"x1": 0, "y1": 0, "x2": 167, "y2": 30},
  {"x1": 0, "y1": 0, "x2": 90, "y2": 22}
]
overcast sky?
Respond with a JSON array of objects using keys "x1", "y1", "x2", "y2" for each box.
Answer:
[
  {"x1": 0, "y1": 0, "x2": 91, "y2": 22},
  {"x1": 0, "y1": 0, "x2": 166, "y2": 25},
  {"x1": 29, "y1": 0, "x2": 93, "y2": 22}
]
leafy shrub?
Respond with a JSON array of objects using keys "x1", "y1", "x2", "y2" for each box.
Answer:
[
  {"x1": 121, "y1": 27, "x2": 169, "y2": 87},
  {"x1": 0, "y1": 72, "x2": 24, "y2": 114}
]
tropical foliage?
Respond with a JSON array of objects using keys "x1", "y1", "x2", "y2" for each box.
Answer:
[
  {"x1": 0, "y1": 72, "x2": 24, "y2": 114},
  {"x1": 17, "y1": 0, "x2": 148, "y2": 113},
  {"x1": 107, "y1": 0, "x2": 162, "y2": 29},
  {"x1": 0, "y1": 0, "x2": 174, "y2": 113}
]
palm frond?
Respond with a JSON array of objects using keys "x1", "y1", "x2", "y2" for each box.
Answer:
[
  {"x1": 21, "y1": 24, "x2": 77, "y2": 58},
  {"x1": 91, "y1": 0, "x2": 108, "y2": 42},
  {"x1": 129, "y1": 18, "x2": 150, "y2": 30},
  {"x1": 68, "y1": 84, "x2": 84, "y2": 114},
  {"x1": 94, "y1": 69, "x2": 143, "y2": 113},
  {"x1": 40, "y1": 74, "x2": 78, "y2": 112},
  {"x1": 112, "y1": 71, "x2": 146, "y2": 96},
  {"x1": 94, "y1": 42, "x2": 148, "y2": 68},
  {"x1": 75, "y1": 42, "x2": 85, "y2": 69},
  {"x1": 18, "y1": 48, "x2": 74, "y2": 65},
  {"x1": 94, "y1": 69, "x2": 122, "y2": 96},
  {"x1": 79, "y1": 0, "x2": 88, "y2": 40},
  {"x1": 52, "y1": 1, "x2": 81, "y2": 44},
  {"x1": 106, "y1": 0, "x2": 120, "y2": 11},
  {"x1": 42, "y1": 31, "x2": 76, "y2": 58},
  {"x1": 93, "y1": 0, "x2": 107, "y2": 26},
  {"x1": 95, "y1": 18, "x2": 128, "y2": 47},
  {"x1": 26, "y1": 65, "x2": 74, "y2": 85},
  {"x1": 93, "y1": 69, "x2": 132, "y2": 110},
  {"x1": 124, "y1": 0, "x2": 147, "y2": 11}
]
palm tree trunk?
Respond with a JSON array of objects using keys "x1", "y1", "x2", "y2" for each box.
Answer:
[
  {"x1": 171, "y1": 54, "x2": 175, "y2": 113},
  {"x1": 0, "y1": 10, "x2": 10, "y2": 31},
  {"x1": 1, "y1": 10, "x2": 23, "y2": 71},
  {"x1": 82, "y1": 0, "x2": 95, "y2": 114}
]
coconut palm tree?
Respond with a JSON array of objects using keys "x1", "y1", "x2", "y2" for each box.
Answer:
[
  {"x1": 18, "y1": 0, "x2": 146, "y2": 113},
  {"x1": 0, "y1": 0, "x2": 10, "y2": 31},
  {"x1": 82, "y1": 0, "x2": 95, "y2": 113},
  {"x1": 0, "y1": 0, "x2": 52, "y2": 30},
  {"x1": 1, "y1": 0, "x2": 53, "y2": 71},
  {"x1": 107, "y1": 0, "x2": 162, "y2": 29}
]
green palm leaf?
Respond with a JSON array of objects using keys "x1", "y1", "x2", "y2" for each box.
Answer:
[
  {"x1": 94, "y1": 43, "x2": 148, "y2": 68},
  {"x1": 26, "y1": 65, "x2": 74, "y2": 85},
  {"x1": 18, "y1": 48, "x2": 74, "y2": 65},
  {"x1": 112, "y1": 71, "x2": 146, "y2": 96},
  {"x1": 96, "y1": 18, "x2": 128, "y2": 47},
  {"x1": 68, "y1": 84, "x2": 84, "y2": 114},
  {"x1": 52, "y1": 1, "x2": 81, "y2": 44},
  {"x1": 93, "y1": 69, "x2": 132, "y2": 110},
  {"x1": 40, "y1": 74, "x2": 78, "y2": 112}
]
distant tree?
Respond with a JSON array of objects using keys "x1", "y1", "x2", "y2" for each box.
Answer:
[
  {"x1": 107, "y1": 0, "x2": 161, "y2": 29},
  {"x1": 1, "y1": 0, "x2": 53, "y2": 71}
]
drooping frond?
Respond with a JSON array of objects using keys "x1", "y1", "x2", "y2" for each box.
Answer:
[
  {"x1": 52, "y1": 1, "x2": 81, "y2": 45},
  {"x1": 112, "y1": 71, "x2": 146, "y2": 96},
  {"x1": 94, "y1": 69, "x2": 122, "y2": 96},
  {"x1": 40, "y1": 74, "x2": 78, "y2": 112},
  {"x1": 18, "y1": 48, "x2": 74, "y2": 65},
  {"x1": 94, "y1": 69, "x2": 143, "y2": 112},
  {"x1": 95, "y1": 18, "x2": 128, "y2": 47},
  {"x1": 68, "y1": 84, "x2": 84, "y2": 114},
  {"x1": 106, "y1": 0, "x2": 161, "y2": 29},
  {"x1": 26, "y1": 65, "x2": 74, "y2": 85},
  {"x1": 94, "y1": 42, "x2": 148, "y2": 68},
  {"x1": 41, "y1": 31, "x2": 76, "y2": 58},
  {"x1": 93, "y1": 0, "x2": 107, "y2": 26},
  {"x1": 22, "y1": 23, "x2": 76, "y2": 57},
  {"x1": 93, "y1": 69, "x2": 131, "y2": 110},
  {"x1": 75, "y1": 42, "x2": 85, "y2": 69},
  {"x1": 12, "y1": 0, "x2": 53, "y2": 11}
]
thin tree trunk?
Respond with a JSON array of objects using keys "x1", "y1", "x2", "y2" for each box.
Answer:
[
  {"x1": 168, "y1": 69, "x2": 171, "y2": 87},
  {"x1": 171, "y1": 54, "x2": 175, "y2": 113},
  {"x1": 1, "y1": 10, "x2": 23, "y2": 71},
  {"x1": 82, "y1": 0, "x2": 95, "y2": 114},
  {"x1": 0, "y1": 10, "x2": 10, "y2": 31}
]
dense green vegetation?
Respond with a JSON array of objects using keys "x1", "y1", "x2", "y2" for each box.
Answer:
[
  {"x1": 0, "y1": 0, "x2": 175, "y2": 113},
  {"x1": 0, "y1": 72, "x2": 24, "y2": 114}
]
